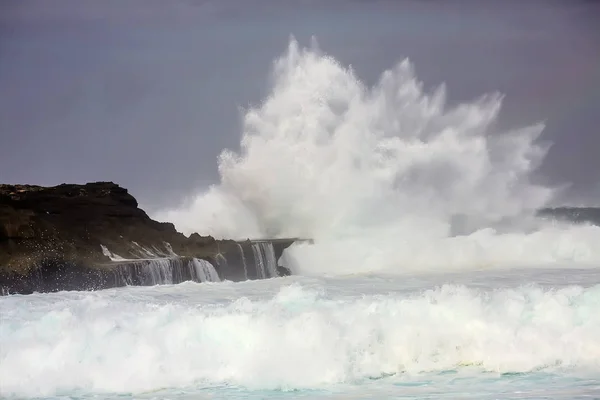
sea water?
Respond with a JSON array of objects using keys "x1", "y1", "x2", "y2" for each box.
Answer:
[
  {"x1": 3, "y1": 38, "x2": 600, "y2": 398},
  {"x1": 2, "y1": 269, "x2": 600, "y2": 399}
]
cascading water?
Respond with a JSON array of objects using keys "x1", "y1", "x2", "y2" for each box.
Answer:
[
  {"x1": 251, "y1": 244, "x2": 267, "y2": 279},
  {"x1": 214, "y1": 253, "x2": 229, "y2": 274},
  {"x1": 114, "y1": 264, "x2": 135, "y2": 286},
  {"x1": 263, "y1": 242, "x2": 279, "y2": 277},
  {"x1": 113, "y1": 257, "x2": 221, "y2": 286},
  {"x1": 251, "y1": 242, "x2": 278, "y2": 279},
  {"x1": 114, "y1": 259, "x2": 176, "y2": 286},
  {"x1": 192, "y1": 258, "x2": 221, "y2": 282},
  {"x1": 236, "y1": 243, "x2": 249, "y2": 280},
  {"x1": 155, "y1": 37, "x2": 600, "y2": 276},
  {"x1": 142, "y1": 259, "x2": 174, "y2": 285}
]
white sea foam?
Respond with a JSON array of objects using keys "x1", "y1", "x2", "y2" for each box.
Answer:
[
  {"x1": 1, "y1": 280, "x2": 599, "y2": 397},
  {"x1": 100, "y1": 244, "x2": 127, "y2": 261},
  {"x1": 155, "y1": 37, "x2": 600, "y2": 275}
]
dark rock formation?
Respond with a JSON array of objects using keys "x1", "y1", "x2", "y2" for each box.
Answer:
[
  {"x1": 538, "y1": 207, "x2": 600, "y2": 226},
  {"x1": 0, "y1": 182, "x2": 301, "y2": 295}
]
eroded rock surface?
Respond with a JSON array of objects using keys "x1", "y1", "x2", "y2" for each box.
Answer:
[{"x1": 0, "y1": 182, "x2": 298, "y2": 294}]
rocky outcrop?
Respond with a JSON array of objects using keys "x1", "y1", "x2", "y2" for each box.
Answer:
[
  {"x1": 538, "y1": 207, "x2": 600, "y2": 226},
  {"x1": 0, "y1": 182, "x2": 302, "y2": 295}
]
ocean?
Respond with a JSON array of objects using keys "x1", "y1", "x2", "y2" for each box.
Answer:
[
  {"x1": 3, "y1": 34, "x2": 600, "y2": 399},
  {"x1": 2, "y1": 268, "x2": 600, "y2": 399}
]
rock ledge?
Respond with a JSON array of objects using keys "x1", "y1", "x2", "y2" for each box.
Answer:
[{"x1": 0, "y1": 182, "x2": 300, "y2": 294}]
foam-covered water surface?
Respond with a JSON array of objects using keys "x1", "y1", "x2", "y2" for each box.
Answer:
[{"x1": 2, "y1": 270, "x2": 600, "y2": 399}]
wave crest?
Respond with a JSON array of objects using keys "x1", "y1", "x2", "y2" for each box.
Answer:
[{"x1": 2, "y1": 283, "x2": 599, "y2": 396}]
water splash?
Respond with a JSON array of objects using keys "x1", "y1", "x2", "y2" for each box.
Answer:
[
  {"x1": 156, "y1": 37, "x2": 600, "y2": 275},
  {"x1": 100, "y1": 244, "x2": 126, "y2": 261}
]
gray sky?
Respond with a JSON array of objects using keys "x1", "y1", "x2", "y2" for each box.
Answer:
[{"x1": 1, "y1": 0, "x2": 599, "y2": 211}]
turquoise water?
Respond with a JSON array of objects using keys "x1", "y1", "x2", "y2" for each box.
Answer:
[
  {"x1": 1, "y1": 268, "x2": 600, "y2": 399},
  {"x1": 64, "y1": 374, "x2": 598, "y2": 399}
]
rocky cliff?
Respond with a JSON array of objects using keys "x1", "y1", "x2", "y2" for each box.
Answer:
[{"x1": 0, "y1": 182, "x2": 300, "y2": 295}]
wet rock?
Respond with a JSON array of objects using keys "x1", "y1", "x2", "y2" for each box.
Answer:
[{"x1": 0, "y1": 182, "x2": 300, "y2": 294}]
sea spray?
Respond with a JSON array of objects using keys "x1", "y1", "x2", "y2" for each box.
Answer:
[{"x1": 156, "y1": 37, "x2": 600, "y2": 275}]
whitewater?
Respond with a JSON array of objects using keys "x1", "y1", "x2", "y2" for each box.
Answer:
[
  {"x1": 2, "y1": 38, "x2": 600, "y2": 399},
  {"x1": 158, "y1": 38, "x2": 600, "y2": 276}
]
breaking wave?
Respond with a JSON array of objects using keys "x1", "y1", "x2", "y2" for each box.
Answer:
[
  {"x1": 156, "y1": 37, "x2": 600, "y2": 275},
  {"x1": 1, "y1": 283, "x2": 599, "y2": 397}
]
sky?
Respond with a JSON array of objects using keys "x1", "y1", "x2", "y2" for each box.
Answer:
[{"x1": 1, "y1": 0, "x2": 599, "y2": 211}]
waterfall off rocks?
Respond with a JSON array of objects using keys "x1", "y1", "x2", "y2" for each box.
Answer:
[
  {"x1": 236, "y1": 243, "x2": 249, "y2": 280},
  {"x1": 251, "y1": 241, "x2": 279, "y2": 279},
  {"x1": 112, "y1": 257, "x2": 220, "y2": 287}
]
